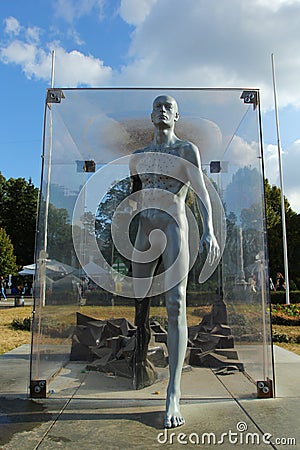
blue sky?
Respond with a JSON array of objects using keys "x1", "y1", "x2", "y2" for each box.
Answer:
[{"x1": 1, "y1": 0, "x2": 300, "y2": 211}]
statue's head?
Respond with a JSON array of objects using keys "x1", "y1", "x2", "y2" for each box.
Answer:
[{"x1": 151, "y1": 95, "x2": 179, "y2": 128}]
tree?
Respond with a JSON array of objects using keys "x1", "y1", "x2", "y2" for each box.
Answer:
[
  {"x1": 46, "y1": 203, "x2": 75, "y2": 265},
  {"x1": 95, "y1": 177, "x2": 132, "y2": 265},
  {"x1": 0, "y1": 227, "x2": 18, "y2": 276},
  {"x1": 264, "y1": 180, "x2": 295, "y2": 230},
  {"x1": 0, "y1": 175, "x2": 38, "y2": 267},
  {"x1": 264, "y1": 179, "x2": 300, "y2": 287}
]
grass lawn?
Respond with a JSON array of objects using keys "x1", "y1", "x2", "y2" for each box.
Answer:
[
  {"x1": 0, "y1": 305, "x2": 299, "y2": 356},
  {"x1": 0, "y1": 306, "x2": 32, "y2": 354},
  {"x1": 272, "y1": 324, "x2": 300, "y2": 355}
]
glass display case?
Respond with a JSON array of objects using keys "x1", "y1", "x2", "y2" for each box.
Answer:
[{"x1": 30, "y1": 88, "x2": 274, "y2": 399}]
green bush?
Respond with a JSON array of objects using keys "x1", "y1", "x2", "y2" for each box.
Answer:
[
  {"x1": 272, "y1": 331, "x2": 290, "y2": 343},
  {"x1": 270, "y1": 291, "x2": 300, "y2": 304},
  {"x1": 272, "y1": 331, "x2": 300, "y2": 344},
  {"x1": 11, "y1": 317, "x2": 31, "y2": 331}
]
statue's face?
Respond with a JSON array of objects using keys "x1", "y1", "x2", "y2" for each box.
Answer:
[{"x1": 151, "y1": 95, "x2": 179, "y2": 128}]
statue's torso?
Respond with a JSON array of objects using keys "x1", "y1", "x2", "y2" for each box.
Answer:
[{"x1": 131, "y1": 141, "x2": 194, "y2": 224}]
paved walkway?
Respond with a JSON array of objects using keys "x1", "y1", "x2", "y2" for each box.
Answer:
[
  {"x1": 0, "y1": 345, "x2": 299, "y2": 449},
  {"x1": 0, "y1": 297, "x2": 33, "y2": 308}
]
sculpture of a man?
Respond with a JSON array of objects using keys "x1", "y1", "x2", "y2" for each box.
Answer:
[{"x1": 129, "y1": 95, "x2": 220, "y2": 428}]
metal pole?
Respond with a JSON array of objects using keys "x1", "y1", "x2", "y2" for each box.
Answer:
[
  {"x1": 50, "y1": 50, "x2": 55, "y2": 88},
  {"x1": 41, "y1": 50, "x2": 56, "y2": 307},
  {"x1": 271, "y1": 53, "x2": 290, "y2": 304}
]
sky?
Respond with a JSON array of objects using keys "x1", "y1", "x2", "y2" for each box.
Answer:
[{"x1": 1, "y1": 0, "x2": 300, "y2": 211}]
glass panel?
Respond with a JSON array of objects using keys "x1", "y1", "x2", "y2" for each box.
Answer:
[{"x1": 31, "y1": 88, "x2": 274, "y2": 399}]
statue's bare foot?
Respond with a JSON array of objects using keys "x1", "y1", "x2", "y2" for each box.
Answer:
[{"x1": 164, "y1": 392, "x2": 185, "y2": 428}]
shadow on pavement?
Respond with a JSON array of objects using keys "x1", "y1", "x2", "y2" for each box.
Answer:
[{"x1": 0, "y1": 398, "x2": 52, "y2": 446}]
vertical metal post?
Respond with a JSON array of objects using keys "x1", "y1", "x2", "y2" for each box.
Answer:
[
  {"x1": 271, "y1": 53, "x2": 290, "y2": 305},
  {"x1": 41, "y1": 50, "x2": 56, "y2": 307},
  {"x1": 50, "y1": 50, "x2": 55, "y2": 88}
]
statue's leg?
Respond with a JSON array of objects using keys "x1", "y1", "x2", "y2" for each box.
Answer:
[
  {"x1": 133, "y1": 297, "x2": 156, "y2": 389},
  {"x1": 163, "y1": 222, "x2": 188, "y2": 428},
  {"x1": 164, "y1": 282, "x2": 187, "y2": 427},
  {"x1": 132, "y1": 219, "x2": 158, "y2": 389}
]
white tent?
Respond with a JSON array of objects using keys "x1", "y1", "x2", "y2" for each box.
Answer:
[
  {"x1": 19, "y1": 265, "x2": 35, "y2": 276},
  {"x1": 19, "y1": 260, "x2": 76, "y2": 278}
]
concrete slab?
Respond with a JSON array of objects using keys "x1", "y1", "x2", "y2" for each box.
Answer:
[
  {"x1": 272, "y1": 345, "x2": 300, "y2": 398},
  {"x1": 235, "y1": 344, "x2": 273, "y2": 381},
  {"x1": 0, "y1": 344, "x2": 30, "y2": 396},
  {"x1": 1, "y1": 343, "x2": 300, "y2": 449},
  {"x1": 2, "y1": 399, "x2": 272, "y2": 450},
  {"x1": 58, "y1": 366, "x2": 232, "y2": 401},
  {"x1": 0, "y1": 397, "x2": 69, "y2": 450},
  {"x1": 30, "y1": 344, "x2": 72, "y2": 385},
  {"x1": 214, "y1": 370, "x2": 257, "y2": 399},
  {"x1": 239, "y1": 398, "x2": 299, "y2": 450}
]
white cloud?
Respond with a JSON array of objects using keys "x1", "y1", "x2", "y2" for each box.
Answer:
[
  {"x1": 256, "y1": 0, "x2": 298, "y2": 9},
  {"x1": 2, "y1": 2, "x2": 300, "y2": 210},
  {"x1": 4, "y1": 1, "x2": 300, "y2": 106},
  {"x1": 119, "y1": 0, "x2": 158, "y2": 26},
  {"x1": 25, "y1": 26, "x2": 41, "y2": 43},
  {"x1": 282, "y1": 140, "x2": 300, "y2": 211},
  {"x1": 116, "y1": 0, "x2": 300, "y2": 111},
  {"x1": 53, "y1": 46, "x2": 112, "y2": 86},
  {"x1": 227, "y1": 136, "x2": 260, "y2": 168},
  {"x1": 53, "y1": 0, "x2": 105, "y2": 23},
  {"x1": 0, "y1": 40, "x2": 112, "y2": 87},
  {"x1": 263, "y1": 139, "x2": 300, "y2": 212},
  {"x1": 4, "y1": 16, "x2": 21, "y2": 35},
  {"x1": 1, "y1": 40, "x2": 38, "y2": 67},
  {"x1": 263, "y1": 144, "x2": 280, "y2": 186},
  {"x1": 67, "y1": 28, "x2": 85, "y2": 46}
]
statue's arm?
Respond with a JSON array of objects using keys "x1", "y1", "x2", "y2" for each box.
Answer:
[{"x1": 184, "y1": 143, "x2": 220, "y2": 265}]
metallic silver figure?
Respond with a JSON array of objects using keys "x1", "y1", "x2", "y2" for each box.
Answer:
[{"x1": 130, "y1": 95, "x2": 219, "y2": 428}]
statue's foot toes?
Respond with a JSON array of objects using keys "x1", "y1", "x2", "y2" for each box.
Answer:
[{"x1": 164, "y1": 415, "x2": 185, "y2": 428}]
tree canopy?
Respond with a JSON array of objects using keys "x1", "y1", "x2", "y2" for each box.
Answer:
[
  {"x1": 0, "y1": 227, "x2": 18, "y2": 276},
  {"x1": 0, "y1": 173, "x2": 38, "y2": 268},
  {"x1": 264, "y1": 179, "x2": 300, "y2": 287}
]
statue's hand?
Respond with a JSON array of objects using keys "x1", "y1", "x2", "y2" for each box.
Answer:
[{"x1": 200, "y1": 231, "x2": 220, "y2": 266}]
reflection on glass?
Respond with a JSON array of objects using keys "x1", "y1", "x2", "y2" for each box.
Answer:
[{"x1": 30, "y1": 88, "x2": 274, "y2": 399}]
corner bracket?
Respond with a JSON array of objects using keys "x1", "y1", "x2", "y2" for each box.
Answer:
[
  {"x1": 46, "y1": 89, "x2": 65, "y2": 105},
  {"x1": 257, "y1": 378, "x2": 274, "y2": 398},
  {"x1": 30, "y1": 379, "x2": 47, "y2": 398},
  {"x1": 240, "y1": 90, "x2": 259, "y2": 110}
]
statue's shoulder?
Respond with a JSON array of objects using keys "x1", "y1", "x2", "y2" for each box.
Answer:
[
  {"x1": 180, "y1": 140, "x2": 197, "y2": 150},
  {"x1": 179, "y1": 140, "x2": 199, "y2": 162}
]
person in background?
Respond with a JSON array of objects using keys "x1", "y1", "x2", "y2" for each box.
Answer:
[
  {"x1": 0, "y1": 276, "x2": 7, "y2": 301},
  {"x1": 275, "y1": 272, "x2": 286, "y2": 291}
]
